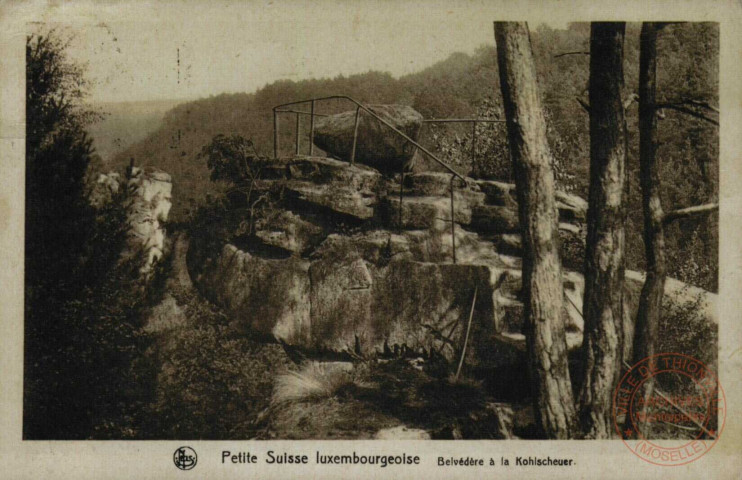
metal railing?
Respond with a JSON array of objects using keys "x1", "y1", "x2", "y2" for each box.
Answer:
[
  {"x1": 272, "y1": 95, "x2": 502, "y2": 264},
  {"x1": 421, "y1": 118, "x2": 505, "y2": 169}
]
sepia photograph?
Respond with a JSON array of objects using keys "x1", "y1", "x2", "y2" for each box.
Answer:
[{"x1": 2, "y1": 1, "x2": 741, "y2": 478}]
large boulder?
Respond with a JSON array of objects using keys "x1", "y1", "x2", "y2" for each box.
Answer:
[
  {"x1": 197, "y1": 241, "x2": 502, "y2": 366},
  {"x1": 312, "y1": 105, "x2": 423, "y2": 175}
]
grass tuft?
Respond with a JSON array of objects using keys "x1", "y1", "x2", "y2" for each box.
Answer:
[{"x1": 272, "y1": 362, "x2": 355, "y2": 405}]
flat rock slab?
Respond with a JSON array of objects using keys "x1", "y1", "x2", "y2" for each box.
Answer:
[
  {"x1": 255, "y1": 211, "x2": 325, "y2": 255},
  {"x1": 252, "y1": 155, "x2": 381, "y2": 182},
  {"x1": 470, "y1": 205, "x2": 520, "y2": 234},
  {"x1": 475, "y1": 179, "x2": 586, "y2": 223},
  {"x1": 285, "y1": 182, "x2": 376, "y2": 220},
  {"x1": 380, "y1": 195, "x2": 473, "y2": 231}
]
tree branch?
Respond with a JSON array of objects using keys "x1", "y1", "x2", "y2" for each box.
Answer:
[
  {"x1": 554, "y1": 51, "x2": 590, "y2": 58},
  {"x1": 576, "y1": 96, "x2": 590, "y2": 114},
  {"x1": 663, "y1": 203, "x2": 718, "y2": 225},
  {"x1": 656, "y1": 22, "x2": 686, "y2": 29},
  {"x1": 655, "y1": 103, "x2": 719, "y2": 126},
  {"x1": 667, "y1": 99, "x2": 719, "y2": 114},
  {"x1": 624, "y1": 93, "x2": 639, "y2": 110}
]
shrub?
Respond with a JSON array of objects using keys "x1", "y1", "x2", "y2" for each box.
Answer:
[
  {"x1": 658, "y1": 290, "x2": 717, "y2": 371},
  {"x1": 146, "y1": 314, "x2": 292, "y2": 439}
]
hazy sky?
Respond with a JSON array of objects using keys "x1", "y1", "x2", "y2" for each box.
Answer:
[{"x1": 24, "y1": 0, "x2": 569, "y2": 104}]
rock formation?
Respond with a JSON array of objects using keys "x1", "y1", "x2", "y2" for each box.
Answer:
[
  {"x1": 188, "y1": 155, "x2": 717, "y2": 369},
  {"x1": 91, "y1": 167, "x2": 173, "y2": 281},
  {"x1": 312, "y1": 104, "x2": 423, "y2": 175},
  {"x1": 122, "y1": 167, "x2": 172, "y2": 277},
  {"x1": 89, "y1": 172, "x2": 121, "y2": 208}
]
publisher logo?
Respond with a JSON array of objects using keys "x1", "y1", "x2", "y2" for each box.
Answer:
[{"x1": 174, "y1": 446, "x2": 198, "y2": 470}]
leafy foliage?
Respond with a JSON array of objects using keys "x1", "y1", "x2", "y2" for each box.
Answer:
[
  {"x1": 25, "y1": 29, "x2": 102, "y2": 293},
  {"x1": 658, "y1": 292, "x2": 717, "y2": 372},
  {"x1": 199, "y1": 133, "x2": 261, "y2": 183},
  {"x1": 147, "y1": 322, "x2": 292, "y2": 439},
  {"x1": 24, "y1": 190, "x2": 152, "y2": 439},
  {"x1": 23, "y1": 29, "x2": 156, "y2": 439},
  {"x1": 426, "y1": 96, "x2": 510, "y2": 180}
]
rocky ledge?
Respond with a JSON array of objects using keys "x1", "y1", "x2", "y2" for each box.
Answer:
[{"x1": 187, "y1": 155, "x2": 716, "y2": 368}]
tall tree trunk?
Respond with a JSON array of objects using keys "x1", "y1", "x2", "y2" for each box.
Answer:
[
  {"x1": 631, "y1": 24, "x2": 665, "y2": 434},
  {"x1": 494, "y1": 21, "x2": 577, "y2": 439},
  {"x1": 633, "y1": 23, "x2": 664, "y2": 367},
  {"x1": 578, "y1": 22, "x2": 628, "y2": 439}
]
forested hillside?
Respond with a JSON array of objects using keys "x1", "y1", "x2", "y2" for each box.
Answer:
[
  {"x1": 103, "y1": 22, "x2": 718, "y2": 290},
  {"x1": 86, "y1": 99, "x2": 183, "y2": 164}
]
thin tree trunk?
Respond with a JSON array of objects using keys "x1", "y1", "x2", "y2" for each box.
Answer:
[
  {"x1": 578, "y1": 22, "x2": 628, "y2": 439},
  {"x1": 633, "y1": 23, "x2": 665, "y2": 373},
  {"x1": 631, "y1": 24, "x2": 665, "y2": 435},
  {"x1": 494, "y1": 21, "x2": 577, "y2": 439}
]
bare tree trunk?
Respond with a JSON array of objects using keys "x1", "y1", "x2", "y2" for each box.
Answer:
[
  {"x1": 494, "y1": 21, "x2": 577, "y2": 439},
  {"x1": 633, "y1": 22, "x2": 664, "y2": 370},
  {"x1": 578, "y1": 22, "x2": 628, "y2": 439},
  {"x1": 633, "y1": 27, "x2": 719, "y2": 426}
]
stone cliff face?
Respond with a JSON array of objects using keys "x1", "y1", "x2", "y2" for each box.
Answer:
[
  {"x1": 187, "y1": 156, "x2": 717, "y2": 367},
  {"x1": 91, "y1": 167, "x2": 173, "y2": 280},
  {"x1": 122, "y1": 167, "x2": 172, "y2": 277}
]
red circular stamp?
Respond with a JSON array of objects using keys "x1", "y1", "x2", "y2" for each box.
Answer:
[{"x1": 612, "y1": 353, "x2": 725, "y2": 466}]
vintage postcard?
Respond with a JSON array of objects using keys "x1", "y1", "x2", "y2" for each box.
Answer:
[{"x1": 1, "y1": 0, "x2": 741, "y2": 478}]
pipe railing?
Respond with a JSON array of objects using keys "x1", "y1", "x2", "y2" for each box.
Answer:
[
  {"x1": 273, "y1": 95, "x2": 496, "y2": 264},
  {"x1": 421, "y1": 118, "x2": 505, "y2": 173},
  {"x1": 274, "y1": 95, "x2": 466, "y2": 179}
]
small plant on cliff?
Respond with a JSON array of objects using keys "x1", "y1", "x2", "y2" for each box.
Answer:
[
  {"x1": 199, "y1": 134, "x2": 264, "y2": 184},
  {"x1": 198, "y1": 134, "x2": 281, "y2": 240}
]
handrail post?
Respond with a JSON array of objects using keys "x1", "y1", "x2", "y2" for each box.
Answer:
[
  {"x1": 309, "y1": 100, "x2": 315, "y2": 156},
  {"x1": 273, "y1": 108, "x2": 279, "y2": 159},
  {"x1": 411, "y1": 122, "x2": 423, "y2": 165},
  {"x1": 450, "y1": 174, "x2": 456, "y2": 264},
  {"x1": 471, "y1": 121, "x2": 477, "y2": 167},
  {"x1": 295, "y1": 112, "x2": 301, "y2": 155},
  {"x1": 398, "y1": 172, "x2": 404, "y2": 232},
  {"x1": 350, "y1": 106, "x2": 361, "y2": 165}
]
